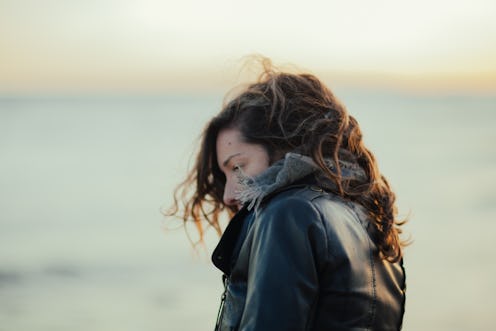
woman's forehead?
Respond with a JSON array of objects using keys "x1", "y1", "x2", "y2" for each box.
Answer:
[{"x1": 216, "y1": 128, "x2": 267, "y2": 168}]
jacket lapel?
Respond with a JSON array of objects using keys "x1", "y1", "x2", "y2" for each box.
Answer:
[{"x1": 211, "y1": 206, "x2": 249, "y2": 275}]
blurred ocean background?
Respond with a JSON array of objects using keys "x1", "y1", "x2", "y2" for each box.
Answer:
[{"x1": 1, "y1": 90, "x2": 495, "y2": 331}]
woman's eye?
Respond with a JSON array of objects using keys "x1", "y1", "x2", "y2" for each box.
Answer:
[{"x1": 232, "y1": 164, "x2": 242, "y2": 172}]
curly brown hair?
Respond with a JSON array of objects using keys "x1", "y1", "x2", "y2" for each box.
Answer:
[{"x1": 168, "y1": 59, "x2": 406, "y2": 262}]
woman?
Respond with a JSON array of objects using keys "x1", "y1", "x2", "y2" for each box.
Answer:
[{"x1": 170, "y1": 60, "x2": 407, "y2": 330}]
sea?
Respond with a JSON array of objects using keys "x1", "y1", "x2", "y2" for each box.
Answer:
[{"x1": 0, "y1": 90, "x2": 495, "y2": 331}]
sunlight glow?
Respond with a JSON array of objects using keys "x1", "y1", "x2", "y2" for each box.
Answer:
[{"x1": 0, "y1": 0, "x2": 495, "y2": 93}]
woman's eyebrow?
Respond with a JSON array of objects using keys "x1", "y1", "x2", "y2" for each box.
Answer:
[{"x1": 222, "y1": 153, "x2": 242, "y2": 167}]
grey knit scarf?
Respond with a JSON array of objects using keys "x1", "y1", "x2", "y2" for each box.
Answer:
[{"x1": 235, "y1": 152, "x2": 367, "y2": 211}]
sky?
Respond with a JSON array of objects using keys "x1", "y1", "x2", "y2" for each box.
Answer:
[{"x1": 0, "y1": 0, "x2": 495, "y2": 94}]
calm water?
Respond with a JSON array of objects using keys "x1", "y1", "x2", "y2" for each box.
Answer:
[{"x1": 0, "y1": 92, "x2": 495, "y2": 331}]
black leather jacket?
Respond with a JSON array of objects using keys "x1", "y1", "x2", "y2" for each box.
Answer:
[{"x1": 212, "y1": 181, "x2": 406, "y2": 331}]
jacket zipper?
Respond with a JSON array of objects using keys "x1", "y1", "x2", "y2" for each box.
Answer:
[{"x1": 214, "y1": 274, "x2": 229, "y2": 331}]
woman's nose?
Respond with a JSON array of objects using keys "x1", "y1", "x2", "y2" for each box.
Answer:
[{"x1": 223, "y1": 180, "x2": 239, "y2": 207}]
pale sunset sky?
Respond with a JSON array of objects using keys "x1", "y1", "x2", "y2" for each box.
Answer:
[{"x1": 0, "y1": 0, "x2": 495, "y2": 94}]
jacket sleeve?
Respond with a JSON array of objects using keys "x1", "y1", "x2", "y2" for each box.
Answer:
[{"x1": 238, "y1": 196, "x2": 328, "y2": 331}]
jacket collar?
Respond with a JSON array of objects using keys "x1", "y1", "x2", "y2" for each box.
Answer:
[
  {"x1": 211, "y1": 206, "x2": 250, "y2": 275},
  {"x1": 211, "y1": 177, "x2": 315, "y2": 275}
]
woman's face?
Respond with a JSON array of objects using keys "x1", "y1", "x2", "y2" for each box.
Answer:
[{"x1": 216, "y1": 127, "x2": 270, "y2": 208}]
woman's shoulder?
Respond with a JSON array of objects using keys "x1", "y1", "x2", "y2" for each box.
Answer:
[
  {"x1": 254, "y1": 185, "x2": 327, "y2": 227},
  {"x1": 263, "y1": 184, "x2": 356, "y2": 214},
  {"x1": 256, "y1": 185, "x2": 349, "y2": 227},
  {"x1": 260, "y1": 184, "x2": 326, "y2": 214},
  {"x1": 260, "y1": 184, "x2": 370, "y2": 234}
]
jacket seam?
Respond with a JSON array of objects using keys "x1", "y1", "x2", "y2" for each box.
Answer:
[
  {"x1": 368, "y1": 241, "x2": 377, "y2": 329},
  {"x1": 301, "y1": 187, "x2": 380, "y2": 329},
  {"x1": 318, "y1": 192, "x2": 378, "y2": 329},
  {"x1": 303, "y1": 192, "x2": 328, "y2": 331},
  {"x1": 342, "y1": 199, "x2": 378, "y2": 329}
]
